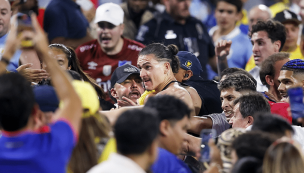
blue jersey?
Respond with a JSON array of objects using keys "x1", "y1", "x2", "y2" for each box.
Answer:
[
  {"x1": 0, "y1": 33, "x2": 22, "y2": 71},
  {"x1": 152, "y1": 148, "x2": 192, "y2": 173},
  {"x1": 0, "y1": 120, "x2": 76, "y2": 173},
  {"x1": 207, "y1": 26, "x2": 252, "y2": 79}
]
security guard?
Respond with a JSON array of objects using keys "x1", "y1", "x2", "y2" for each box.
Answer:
[
  {"x1": 135, "y1": 0, "x2": 216, "y2": 80},
  {"x1": 175, "y1": 51, "x2": 222, "y2": 115}
]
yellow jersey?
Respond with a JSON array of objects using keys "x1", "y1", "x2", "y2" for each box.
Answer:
[{"x1": 285, "y1": 46, "x2": 304, "y2": 60}]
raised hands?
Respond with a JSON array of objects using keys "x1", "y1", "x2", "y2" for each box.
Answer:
[
  {"x1": 215, "y1": 40, "x2": 232, "y2": 58},
  {"x1": 215, "y1": 40, "x2": 231, "y2": 77}
]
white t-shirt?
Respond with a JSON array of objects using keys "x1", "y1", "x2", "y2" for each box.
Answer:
[
  {"x1": 292, "y1": 125, "x2": 304, "y2": 151},
  {"x1": 87, "y1": 153, "x2": 145, "y2": 173}
]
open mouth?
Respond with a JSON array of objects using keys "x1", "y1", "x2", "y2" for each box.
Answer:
[
  {"x1": 253, "y1": 55, "x2": 260, "y2": 61},
  {"x1": 101, "y1": 37, "x2": 111, "y2": 44},
  {"x1": 224, "y1": 110, "x2": 233, "y2": 119},
  {"x1": 129, "y1": 90, "x2": 140, "y2": 99},
  {"x1": 143, "y1": 78, "x2": 151, "y2": 86}
]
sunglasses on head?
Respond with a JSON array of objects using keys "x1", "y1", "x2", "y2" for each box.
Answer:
[{"x1": 98, "y1": 22, "x2": 116, "y2": 30}]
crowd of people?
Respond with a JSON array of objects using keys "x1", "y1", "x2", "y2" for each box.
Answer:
[{"x1": 1, "y1": 0, "x2": 304, "y2": 173}]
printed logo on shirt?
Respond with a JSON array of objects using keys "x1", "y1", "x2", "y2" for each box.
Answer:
[
  {"x1": 88, "y1": 61, "x2": 98, "y2": 70},
  {"x1": 103, "y1": 65, "x2": 112, "y2": 76},
  {"x1": 80, "y1": 44, "x2": 96, "y2": 52},
  {"x1": 118, "y1": 60, "x2": 132, "y2": 67},
  {"x1": 136, "y1": 25, "x2": 149, "y2": 41},
  {"x1": 96, "y1": 78, "x2": 111, "y2": 92},
  {"x1": 128, "y1": 44, "x2": 143, "y2": 51},
  {"x1": 184, "y1": 37, "x2": 200, "y2": 57},
  {"x1": 165, "y1": 30, "x2": 177, "y2": 39}
]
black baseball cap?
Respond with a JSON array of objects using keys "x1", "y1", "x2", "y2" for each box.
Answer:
[
  {"x1": 273, "y1": 10, "x2": 301, "y2": 25},
  {"x1": 110, "y1": 64, "x2": 140, "y2": 88}
]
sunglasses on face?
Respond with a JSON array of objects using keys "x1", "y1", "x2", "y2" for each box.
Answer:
[{"x1": 98, "y1": 22, "x2": 116, "y2": 30}]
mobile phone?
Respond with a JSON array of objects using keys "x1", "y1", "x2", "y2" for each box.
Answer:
[
  {"x1": 200, "y1": 129, "x2": 216, "y2": 162},
  {"x1": 17, "y1": 11, "x2": 34, "y2": 48},
  {"x1": 287, "y1": 87, "x2": 304, "y2": 119}
]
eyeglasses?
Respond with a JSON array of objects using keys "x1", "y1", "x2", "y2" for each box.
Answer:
[{"x1": 98, "y1": 22, "x2": 116, "y2": 30}]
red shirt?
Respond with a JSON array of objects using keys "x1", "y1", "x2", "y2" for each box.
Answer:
[
  {"x1": 76, "y1": 38, "x2": 144, "y2": 94},
  {"x1": 268, "y1": 101, "x2": 292, "y2": 124}
]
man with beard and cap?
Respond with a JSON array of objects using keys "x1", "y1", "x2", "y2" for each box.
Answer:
[
  {"x1": 76, "y1": 3, "x2": 145, "y2": 103},
  {"x1": 110, "y1": 64, "x2": 145, "y2": 108}
]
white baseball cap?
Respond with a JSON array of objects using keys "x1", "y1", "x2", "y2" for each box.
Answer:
[{"x1": 94, "y1": 3, "x2": 124, "y2": 26}]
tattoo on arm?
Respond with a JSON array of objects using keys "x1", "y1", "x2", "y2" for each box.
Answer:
[{"x1": 217, "y1": 55, "x2": 228, "y2": 78}]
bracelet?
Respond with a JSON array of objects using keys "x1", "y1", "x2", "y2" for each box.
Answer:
[{"x1": 1, "y1": 57, "x2": 10, "y2": 65}]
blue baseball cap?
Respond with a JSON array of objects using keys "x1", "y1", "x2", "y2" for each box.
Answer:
[
  {"x1": 177, "y1": 51, "x2": 203, "y2": 76},
  {"x1": 33, "y1": 85, "x2": 59, "y2": 112}
]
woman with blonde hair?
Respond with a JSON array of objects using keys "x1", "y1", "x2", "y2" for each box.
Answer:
[
  {"x1": 263, "y1": 138, "x2": 304, "y2": 173},
  {"x1": 67, "y1": 81, "x2": 112, "y2": 173}
]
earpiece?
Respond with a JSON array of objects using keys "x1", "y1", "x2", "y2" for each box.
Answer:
[{"x1": 184, "y1": 74, "x2": 189, "y2": 78}]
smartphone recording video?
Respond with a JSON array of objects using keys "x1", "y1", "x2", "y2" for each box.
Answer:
[
  {"x1": 287, "y1": 87, "x2": 304, "y2": 119},
  {"x1": 200, "y1": 129, "x2": 216, "y2": 163},
  {"x1": 17, "y1": 11, "x2": 34, "y2": 48}
]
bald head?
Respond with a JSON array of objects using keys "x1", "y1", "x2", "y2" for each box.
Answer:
[
  {"x1": 0, "y1": 0, "x2": 10, "y2": 6},
  {"x1": 249, "y1": 5, "x2": 272, "y2": 30},
  {"x1": 0, "y1": 0, "x2": 10, "y2": 13},
  {"x1": 0, "y1": 0, "x2": 11, "y2": 37}
]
